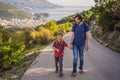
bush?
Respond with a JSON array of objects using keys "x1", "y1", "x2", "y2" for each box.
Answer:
[
  {"x1": 45, "y1": 20, "x2": 58, "y2": 36},
  {"x1": 0, "y1": 42, "x2": 25, "y2": 70},
  {"x1": 58, "y1": 22, "x2": 72, "y2": 34},
  {"x1": 16, "y1": 31, "x2": 26, "y2": 44},
  {"x1": 87, "y1": 0, "x2": 120, "y2": 32},
  {"x1": 37, "y1": 21, "x2": 72, "y2": 36},
  {"x1": 23, "y1": 28, "x2": 36, "y2": 48},
  {"x1": 0, "y1": 28, "x2": 25, "y2": 71},
  {"x1": 35, "y1": 28, "x2": 51, "y2": 45}
]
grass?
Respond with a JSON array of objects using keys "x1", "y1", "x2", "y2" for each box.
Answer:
[
  {"x1": 0, "y1": 2, "x2": 32, "y2": 20},
  {"x1": 0, "y1": 39, "x2": 54, "y2": 80}
]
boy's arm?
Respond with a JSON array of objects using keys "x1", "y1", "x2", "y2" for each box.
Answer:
[
  {"x1": 53, "y1": 46, "x2": 59, "y2": 52},
  {"x1": 52, "y1": 46, "x2": 57, "y2": 50},
  {"x1": 52, "y1": 41, "x2": 56, "y2": 50},
  {"x1": 64, "y1": 41, "x2": 70, "y2": 48},
  {"x1": 52, "y1": 42, "x2": 59, "y2": 52}
]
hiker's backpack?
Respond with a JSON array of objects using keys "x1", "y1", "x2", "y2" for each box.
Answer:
[{"x1": 54, "y1": 40, "x2": 64, "y2": 52}]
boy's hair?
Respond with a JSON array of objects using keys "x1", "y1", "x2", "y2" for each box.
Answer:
[{"x1": 57, "y1": 32, "x2": 63, "y2": 36}]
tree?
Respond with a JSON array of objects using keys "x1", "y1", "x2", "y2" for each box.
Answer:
[{"x1": 94, "y1": 0, "x2": 117, "y2": 5}]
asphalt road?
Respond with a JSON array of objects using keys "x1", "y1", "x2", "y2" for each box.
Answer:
[{"x1": 22, "y1": 32, "x2": 120, "y2": 80}]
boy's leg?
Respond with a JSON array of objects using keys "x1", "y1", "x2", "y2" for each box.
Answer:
[
  {"x1": 78, "y1": 45, "x2": 85, "y2": 73},
  {"x1": 59, "y1": 56, "x2": 63, "y2": 76},
  {"x1": 59, "y1": 56, "x2": 63, "y2": 73},
  {"x1": 72, "y1": 45, "x2": 79, "y2": 73},
  {"x1": 54, "y1": 56, "x2": 59, "y2": 73}
]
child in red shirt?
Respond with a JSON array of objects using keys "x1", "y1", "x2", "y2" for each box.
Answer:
[{"x1": 52, "y1": 32, "x2": 69, "y2": 77}]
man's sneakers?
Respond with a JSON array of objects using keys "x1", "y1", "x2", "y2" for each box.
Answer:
[
  {"x1": 79, "y1": 70, "x2": 84, "y2": 74},
  {"x1": 71, "y1": 70, "x2": 84, "y2": 77},
  {"x1": 55, "y1": 70, "x2": 84, "y2": 77},
  {"x1": 71, "y1": 72, "x2": 76, "y2": 77}
]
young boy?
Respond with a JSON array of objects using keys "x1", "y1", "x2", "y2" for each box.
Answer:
[{"x1": 52, "y1": 32, "x2": 69, "y2": 77}]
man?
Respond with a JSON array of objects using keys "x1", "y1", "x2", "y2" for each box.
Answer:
[{"x1": 70, "y1": 14, "x2": 89, "y2": 77}]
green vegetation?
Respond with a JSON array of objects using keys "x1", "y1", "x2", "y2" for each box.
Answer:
[
  {"x1": 0, "y1": 20, "x2": 72, "y2": 79},
  {"x1": 1, "y1": 0, "x2": 120, "y2": 79},
  {"x1": 38, "y1": 20, "x2": 72, "y2": 35},
  {"x1": 57, "y1": 0, "x2": 120, "y2": 53},
  {"x1": 0, "y1": 2, "x2": 32, "y2": 20},
  {"x1": 0, "y1": 28, "x2": 25, "y2": 71},
  {"x1": 82, "y1": 0, "x2": 120, "y2": 52}
]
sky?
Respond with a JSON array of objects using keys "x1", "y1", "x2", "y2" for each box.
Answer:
[{"x1": 47, "y1": 0, "x2": 95, "y2": 6}]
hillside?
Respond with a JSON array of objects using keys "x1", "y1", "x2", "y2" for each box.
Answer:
[
  {"x1": 0, "y1": 0, "x2": 62, "y2": 10},
  {"x1": 57, "y1": 0, "x2": 120, "y2": 53},
  {"x1": 0, "y1": 2, "x2": 32, "y2": 20}
]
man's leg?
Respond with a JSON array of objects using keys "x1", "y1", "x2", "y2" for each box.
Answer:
[
  {"x1": 54, "y1": 56, "x2": 59, "y2": 73},
  {"x1": 78, "y1": 45, "x2": 85, "y2": 71},
  {"x1": 73, "y1": 45, "x2": 79, "y2": 73}
]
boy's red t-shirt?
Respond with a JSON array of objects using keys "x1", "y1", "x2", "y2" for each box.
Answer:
[{"x1": 53, "y1": 40, "x2": 68, "y2": 57}]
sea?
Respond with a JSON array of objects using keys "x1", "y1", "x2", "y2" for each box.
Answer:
[{"x1": 27, "y1": 6, "x2": 92, "y2": 21}]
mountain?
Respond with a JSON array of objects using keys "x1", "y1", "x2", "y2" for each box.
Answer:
[
  {"x1": 0, "y1": 2, "x2": 32, "y2": 20},
  {"x1": 0, "y1": 0, "x2": 62, "y2": 10}
]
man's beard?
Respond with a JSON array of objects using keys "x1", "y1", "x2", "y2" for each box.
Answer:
[{"x1": 76, "y1": 21, "x2": 81, "y2": 24}]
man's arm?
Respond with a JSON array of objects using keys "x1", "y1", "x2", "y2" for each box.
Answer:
[
  {"x1": 85, "y1": 32, "x2": 89, "y2": 50},
  {"x1": 70, "y1": 32, "x2": 74, "y2": 44},
  {"x1": 69, "y1": 32, "x2": 74, "y2": 49}
]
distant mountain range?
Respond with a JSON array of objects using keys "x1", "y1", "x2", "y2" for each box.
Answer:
[
  {"x1": 0, "y1": 2, "x2": 32, "y2": 20},
  {"x1": 0, "y1": 0, "x2": 62, "y2": 10}
]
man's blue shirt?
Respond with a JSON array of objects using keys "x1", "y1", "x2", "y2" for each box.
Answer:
[{"x1": 72, "y1": 22, "x2": 90, "y2": 46}]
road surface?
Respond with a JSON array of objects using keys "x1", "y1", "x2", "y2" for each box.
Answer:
[{"x1": 22, "y1": 32, "x2": 120, "y2": 80}]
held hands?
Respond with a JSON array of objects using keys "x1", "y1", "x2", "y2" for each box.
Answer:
[
  {"x1": 69, "y1": 44, "x2": 73, "y2": 49},
  {"x1": 69, "y1": 43, "x2": 89, "y2": 50}
]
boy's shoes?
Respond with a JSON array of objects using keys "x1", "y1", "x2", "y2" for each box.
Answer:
[
  {"x1": 55, "y1": 70, "x2": 58, "y2": 74},
  {"x1": 59, "y1": 72, "x2": 64, "y2": 77}
]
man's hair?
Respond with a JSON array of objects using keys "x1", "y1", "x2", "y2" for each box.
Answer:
[
  {"x1": 75, "y1": 14, "x2": 83, "y2": 21},
  {"x1": 57, "y1": 32, "x2": 63, "y2": 36}
]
